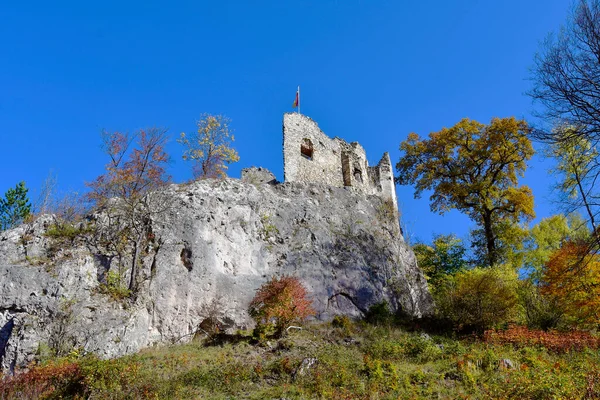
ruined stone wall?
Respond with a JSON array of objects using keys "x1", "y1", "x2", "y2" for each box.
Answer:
[
  {"x1": 375, "y1": 153, "x2": 398, "y2": 211},
  {"x1": 282, "y1": 112, "x2": 398, "y2": 210},
  {"x1": 282, "y1": 113, "x2": 345, "y2": 187}
]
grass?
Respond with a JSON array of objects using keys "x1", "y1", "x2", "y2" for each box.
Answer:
[{"x1": 2, "y1": 321, "x2": 600, "y2": 399}]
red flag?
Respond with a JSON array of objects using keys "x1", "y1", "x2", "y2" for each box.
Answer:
[{"x1": 292, "y1": 89, "x2": 299, "y2": 108}]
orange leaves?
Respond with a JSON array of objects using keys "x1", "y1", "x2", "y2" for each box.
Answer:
[
  {"x1": 484, "y1": 325, "x2": 600, "y2": 353},
  {"x1": 249, "y1": 275, "x2": 315, "y2": 336},
  {"x1": 0, "y1": 360, "x2": 84, "y2": 399},
  {"x1": 87, "y1": 128, "x2": 170, "y2": 206},
  {"x1": 542, "y1": 241, "x2": 600, "y2": 327}
]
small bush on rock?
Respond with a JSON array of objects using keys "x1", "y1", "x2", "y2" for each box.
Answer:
[
  {"x1": 98, "y1": 270, "x2": 131, "y2": 300},
  {"x1": 249, "y1": 275, "x2": 315, "y2": 338}
]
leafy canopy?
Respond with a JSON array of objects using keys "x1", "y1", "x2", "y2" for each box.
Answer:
[
  {"x1": 178, "y1": 114, "x2": 239, "y2": 179},
  {"x1": 413, "y1": 234, "x2": 468, "y2": 286},
  {"x1": 522, "y1": 214, "x2": 589, "y2": 280},
  {"x1": 0, "y1": 181, "x2": 31, "y2": 231},
  {"x1": 396, "y1": 117, "x2": 535, "y2": 266}
]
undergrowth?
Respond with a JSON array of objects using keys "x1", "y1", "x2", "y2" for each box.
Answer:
[{"x1": 1, "y1": 322, "x2": 600, "y2": 399}]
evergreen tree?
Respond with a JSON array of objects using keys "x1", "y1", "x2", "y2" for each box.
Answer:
[{"x1": 0, "y1": 181, "x2": 32, "y2": 231}]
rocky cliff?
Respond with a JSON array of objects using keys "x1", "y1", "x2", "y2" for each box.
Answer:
[{"x1": 0, "y1": 178, "x2": 432, "y2": 373}]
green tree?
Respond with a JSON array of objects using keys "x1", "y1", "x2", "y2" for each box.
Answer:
[
  {"x1": 516, "y1": 214, "x2": 589, "y2": 330},
  {"x1": 517, "y1": 279, "x2": 565, "y2": 331},
  {"x1": 470, "y1": 219, "x2": 529, "y2": 269},
  {"x1": 413, "y1": 234, "x2": 468, "y2": 287},
  {"x1": 396, "y1": 117, "x2": 535, "y2": 267},
  {"x1": 178, "y1": 114, "x2": 239, "y2": 179},
  {"x1": 0, "y1": 181, "x2": 32, "y2": 231},
  {"x1": 521, "y1": 214, "x2": 589, "y2": 280}
]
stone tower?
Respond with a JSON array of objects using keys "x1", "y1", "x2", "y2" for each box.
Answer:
[{"x1": 282, "y1": 112, "x2": 398, "y2": 211}]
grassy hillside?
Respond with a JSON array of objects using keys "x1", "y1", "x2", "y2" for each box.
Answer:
[{"x1": 2, "y1": 319, "x2": 600, "y2": 399}]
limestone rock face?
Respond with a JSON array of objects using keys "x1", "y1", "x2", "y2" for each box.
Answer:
[
  {"x1": 241, "y1": 167, "x2": 278, "y2": 185},
  {"x1": 0, "y1": 179, "x2": 432, "y2": 373}
]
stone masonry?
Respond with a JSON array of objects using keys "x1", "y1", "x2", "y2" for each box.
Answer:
[{"x1": 282, "y1": 112, "x2": 398, "y2": 211}]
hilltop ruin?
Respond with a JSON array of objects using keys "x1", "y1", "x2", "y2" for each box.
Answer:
[{"x1": 282, "y1": 113, "x2": 398, "y2": 211}]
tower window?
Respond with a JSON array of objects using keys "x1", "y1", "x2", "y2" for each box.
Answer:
[
  {"x1": 354, "y1": 168, "x2": 363, "y2": 183},
  {"x1": 301, "y1": 138, "x2": 314, "y2": 160}
]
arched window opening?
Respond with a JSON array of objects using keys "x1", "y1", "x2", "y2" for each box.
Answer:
[
  {"x1": 301, "y1": 138, "x2": 314, "y2": 160},
  {"x1": 354, "y1": 168, "x2": 363, "y2": 183}
]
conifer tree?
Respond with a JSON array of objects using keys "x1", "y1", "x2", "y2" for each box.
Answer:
[{"x1": 0, "y1": 181, "x2": 31, "y2": 231}]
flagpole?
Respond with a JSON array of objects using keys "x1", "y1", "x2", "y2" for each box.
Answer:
[{"x1": 298, "y1": 85, "x2": 300, "y2": 115}]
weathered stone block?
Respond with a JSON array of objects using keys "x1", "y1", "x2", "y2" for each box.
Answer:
[{"x1": 241, "y1": 167, "x2": 277, "y2": 185}]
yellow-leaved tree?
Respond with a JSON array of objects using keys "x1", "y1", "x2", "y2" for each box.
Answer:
[
  {"x1": 396, "y1": 117, "x2": 535, "y2": 267},
  {"x1": 178, "y1": 114, "x2": 240, "y2": 179}
]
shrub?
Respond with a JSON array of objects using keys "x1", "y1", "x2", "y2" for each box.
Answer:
[
  {"x1": 484, "y1": 325, "x2": 600, "y2": 353},
  {"x1": 376, "y1": 199, "x2": 397, "y2": 226},
  {"x1": 0, "y1": 360, "x2": 84, "y2": 399},
  {"x1": 249, "y1": 275, "x2": 315, "y2": 338},
  {"x1": 331, "y1": 315, "x2": 354, "y2": 335},
  {"x1": 435, "y1": 264, "x2": 519, "y2": 332},
  {"x1": 79, "y1": 356, "x2": 147, "y2": 397},
  {"x1": 364, "y1": 302, "x2": 394, "y2": 325},
  {"x1": 97, "y1": 270, "x2": 131, "y2": 300},
  {"x1": 517, "y1": 279, "x2": 563, "y2": 330}
]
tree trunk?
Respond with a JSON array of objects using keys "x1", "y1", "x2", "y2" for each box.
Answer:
[
  {"x1": 482, "y1": 211, "x2": 496, "y2": 267},
  {"x1": 129, "y1": 233, "x2": 143, "y2": 293}
]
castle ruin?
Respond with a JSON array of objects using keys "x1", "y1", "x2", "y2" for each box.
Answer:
[{"x1": 282, "y1": 112, "x2": 398, "y2": 211}]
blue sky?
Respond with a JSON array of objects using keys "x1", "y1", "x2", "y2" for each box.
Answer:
[{"x1": 0, "y1": 0, "x2": 571, "y2": 243}]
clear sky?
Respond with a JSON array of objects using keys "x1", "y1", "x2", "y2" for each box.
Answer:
[{"x1": 0, "y1": 0, "x2": 571, "y2": 244}]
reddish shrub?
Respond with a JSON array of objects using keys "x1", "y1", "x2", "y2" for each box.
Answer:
[
  {"x1": 484, "y1": 325, "x2": 600, "y2": 353},
  {"x1": 249, "y1": 275, "x2": 315, "y2": 336},
  {"x1": 0, "y1": 361, "x2": 84, "y2": 399}
]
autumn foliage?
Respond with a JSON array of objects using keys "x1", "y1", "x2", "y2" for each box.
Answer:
[
  {"x1": 86, "y1": 128, "x2": 170, "y2": 293},
  {"x1": 484, "y1": 325, "x2": 600, "y2": 353},
  {"x1": 0, "y1": 360, "x2": 84, "y2": 399},
  {"x1": 542, "y1": 241, "x2": 600, "y2": 327},
  {"x1": 396, "y1": 117, "x2": 535, "y2": 266},
  {"x1": 178, "y1": 114, "x2": 239, "y2": 179},
  {"x1": 87, "y1": 128, "x2": 170, "y2": 206},
  {"x1": 249, "y1": 276, "x2": 315, "y2": 336},
  {"x1": 435, "y1": 265, "x2": 519, "y2": 332}
]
